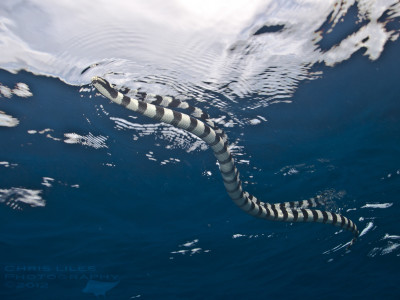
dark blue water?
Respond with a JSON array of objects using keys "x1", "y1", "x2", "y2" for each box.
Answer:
[{"x1": 1, "y1": 40, "x2": 400, "y2": 299}]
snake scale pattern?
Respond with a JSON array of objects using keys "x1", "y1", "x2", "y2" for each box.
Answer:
[{"x1": 92, "y1": 76, "x2": 359, "y2": 247}]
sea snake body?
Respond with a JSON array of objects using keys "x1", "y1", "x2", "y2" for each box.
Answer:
[{"x1": 92, "y1": 76, "x2": 359, "y2": 247}]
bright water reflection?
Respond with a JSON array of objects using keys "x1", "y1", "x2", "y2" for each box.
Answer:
[{"x1": 0, "y1": 0, "x2": 399, "y2": 111}]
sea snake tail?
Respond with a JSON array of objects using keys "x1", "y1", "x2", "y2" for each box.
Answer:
[{"x1": 92, "y1": 76, "x2": 359, "y2": 247}]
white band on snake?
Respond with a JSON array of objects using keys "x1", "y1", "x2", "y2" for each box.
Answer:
[{"x1": 92, "y1": 76, "x2": 359, "y2": 247}]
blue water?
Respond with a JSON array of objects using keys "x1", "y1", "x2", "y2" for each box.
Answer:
[{"x1": 1, "y1": 3, "x2": 400, "y2": 299}]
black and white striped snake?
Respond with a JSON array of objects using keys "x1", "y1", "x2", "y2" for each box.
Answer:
[{"x1": 92, "y1": 76, "x2": 359, "y2": 247}]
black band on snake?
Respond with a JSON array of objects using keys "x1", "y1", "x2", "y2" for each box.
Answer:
[{"x1": 92, "y1": 76, "x2": 359, "y2": 247}]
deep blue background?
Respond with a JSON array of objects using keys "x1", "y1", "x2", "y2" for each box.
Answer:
[{"x1": 0, "y1": 39, "x2": 400, "y2": 299}]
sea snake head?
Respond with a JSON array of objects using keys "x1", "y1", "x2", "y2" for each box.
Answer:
[{"x1": 91, "y1": 76, "x2": 118, "y2": 99}]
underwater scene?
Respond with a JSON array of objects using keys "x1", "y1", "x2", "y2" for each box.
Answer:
[{"x1": 1, "y1": 0, "x2": 400, "y2": 299}]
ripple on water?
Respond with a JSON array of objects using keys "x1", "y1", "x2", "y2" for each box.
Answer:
[
  {"x1": 0, "y1": 0, "x2": 398, "y2": 115},
  {"x1": 0, "y1": 187, "x2": 45, "y2": 210}
]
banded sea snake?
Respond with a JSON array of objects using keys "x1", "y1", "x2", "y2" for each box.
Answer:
[{"x1": 92, "y1": 76, "x2": 359, "y2": 247}]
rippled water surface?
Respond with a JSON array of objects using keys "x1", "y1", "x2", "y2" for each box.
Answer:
[{"x1": 1, "y1": 1, "x2": 400, "y2": 299}]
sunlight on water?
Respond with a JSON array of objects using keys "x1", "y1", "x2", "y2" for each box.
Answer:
[
  {"x1": 63, "y1": 132, "x2": 109, "y2": 149},
  {"x1": 0, "y1": 111, "x2": 19, "y2": 127},
  {"x1": 0, "y1": 187, "x2": 45, "y2": 210},
  {"x1": 0, "y1": 0, "x2": 399, "y2": 111}
]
